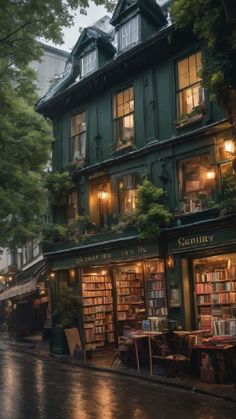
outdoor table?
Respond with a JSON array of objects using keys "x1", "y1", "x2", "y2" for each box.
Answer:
[
  {"x1": 191, "y1": 343, "x2": 236, "y2": 384},
  {"x1": 131, "y1": 332, "x2": 163, "y2": 373}
]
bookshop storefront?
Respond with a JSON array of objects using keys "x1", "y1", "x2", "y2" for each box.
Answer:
[
  {"x1": 166, "y1": 216, "x2": 236, "y2": 336},
  {"x1": 47, "y1": 238, "x2": 169, "y2": 349}
]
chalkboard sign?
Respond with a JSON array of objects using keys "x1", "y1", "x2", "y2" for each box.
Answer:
[{"x1": 64, "y1": 328, "x2": 82, "y2": 356}]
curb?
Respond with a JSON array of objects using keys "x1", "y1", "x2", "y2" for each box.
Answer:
[{"x1": 3, "y1": 343, "x2": 236, "y2": 404}]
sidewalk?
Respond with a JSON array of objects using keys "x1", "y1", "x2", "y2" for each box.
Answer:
[{"x1": 1, "y1": 333, "x2": 236, "y2": 403}]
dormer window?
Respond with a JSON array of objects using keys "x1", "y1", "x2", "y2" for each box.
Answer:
[
  {"x1": 81, "y1": 50, "x2": 97, "y2": 77},
  {"x1": 119, "y1": 15, "x2": 139, "y2": 51}
]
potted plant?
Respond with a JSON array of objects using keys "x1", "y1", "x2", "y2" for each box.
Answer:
[{"x1": 50, "y1": 286, "x2": 82, "y2": 355}]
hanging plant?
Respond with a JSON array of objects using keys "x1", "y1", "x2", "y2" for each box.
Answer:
[{"x1": 45, "y1": 171, "x2": 75, "y2": 207}]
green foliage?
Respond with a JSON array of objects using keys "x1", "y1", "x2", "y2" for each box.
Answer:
[
  {"x1": 53, "y1": 286, "x2": 82, "y2": 327},
  {"x1": 40, "y1": 223, "x2": 68, "y2": 249},
  {"x1": 0, "y1": 74, "x2": 52, "y2": 247},
  {"x1": 112, "y1": 180, "x2": 173, "y2": 238},
  {"x1": 0, "y1": 1, "x2": 116, "y2": 79},
  {"x1": 171, "y1": 0, "x2": 236, "y2": 125},
  {"x1": 219, "y1": 167, "x2": 236, "y2": 215},
  {"x1": 0, "y1": 0, "x2": 117, "y2": 247},
  {"x1": 135, "y1": 180, "x2": 173, "y2": 239},
  {"x1": 45, "y1": 171, "x2": 75, "y2": 207}
]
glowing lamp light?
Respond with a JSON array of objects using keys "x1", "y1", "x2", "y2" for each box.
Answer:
[
  {"x1": 98, "y1": 190, "x2": 109, "y2": 201},
  {"x1": 206, "y1": 167, "x2": 216, "y2": 180},
  {"x1": 166, "y1": 255, "x2": 175, "y2": 269},
  {"x1": 49, "y1": 272, "x2": 55, "y2": 279},
  {"x1": 224, "y1": 138, "x2": 235, "y2": 154}
]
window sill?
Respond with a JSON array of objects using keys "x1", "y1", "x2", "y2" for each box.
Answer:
[{"x1": 175, "y1": 113, "x2": 204, "y2": 128}]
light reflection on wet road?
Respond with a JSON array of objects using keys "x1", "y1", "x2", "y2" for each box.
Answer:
[{"x1": 0, "y1": 350, "x2": 235, "y2": 419}]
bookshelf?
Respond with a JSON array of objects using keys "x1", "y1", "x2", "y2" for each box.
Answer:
[
  {"x1": 193, "y1": 255, "x2": 236, "y2": 335},
  {"x1": 144, "y1": 260, "x2": 168, "y2": 317},
  {"x1": 115, "y1": 265, "x2": 145, "y2": 329},
  {"x1": 82, "y1": 271, "x2": 114, "y2": 348}
]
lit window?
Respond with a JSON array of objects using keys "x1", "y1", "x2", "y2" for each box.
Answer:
[
  {"x1": 178, "y1": 154, "x2": 215, "y2": 213},
  {"x1": 71, "y1": 112, "x2": 86, "y2": 162},
  {"x1": 119, "y1": 16, "x2": 139, "y2": 51},
  {"x1": 89, "y1": 177, "x2": 111, "y2": 231},
  {"x1": 81, "y1": 50, "x2": 97, "y2": 77},
  {"x1": 118, "y1": 174, "x2": 138, "y2": 215},
  {"x1": 177, "y1": 52, "x2": 203, "y2": 117},
  {"x1": 113, "y1": 87, "x2": 134, "y2": 149}
]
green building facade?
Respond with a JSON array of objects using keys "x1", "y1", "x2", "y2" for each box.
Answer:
[{"x1": 38, "y1": 0, "x2": 236, "y2": 348}]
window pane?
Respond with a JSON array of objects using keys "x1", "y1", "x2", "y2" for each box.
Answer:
[
  {"x1": 118, "y1": 175, "x2": 138, "y2": 215},
  {"x1": 114, "y1": 87, "x2": 134, "y2": 147},
  {"x1": 189, "y1": 54, "x2": 198, "y2": 85},
  {"x1": 120, "y1": 16, "x2": 139, "y2": 50},
  {"x1": 178, "y1": 58, "x2": 189, "y2": 89},
  {"x1": 71, "y1": 112, "x2": 86, "y2": 161},
  {"x1": 81, "y1": 50, "x2": 97, "y2": 76}
]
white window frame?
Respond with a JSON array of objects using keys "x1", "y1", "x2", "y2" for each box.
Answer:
[
  {"x1": 81, "y1": 50, "x2": 97, "y2": 77},
  {"x1": 119, "y1": 15, "x2": 139, "y2": 51}
]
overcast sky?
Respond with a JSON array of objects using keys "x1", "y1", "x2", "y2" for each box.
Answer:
[{"x1": 47, "y1": 2, "x2": 111, "y2": 52}]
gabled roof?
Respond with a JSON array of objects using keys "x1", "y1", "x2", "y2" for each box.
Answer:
[
  {"x1": 110, "y1": 0, "x2": 166, "y2": 26},
  {"x1": 71, "y1": 16, "x2": 115, "y2": 58}
]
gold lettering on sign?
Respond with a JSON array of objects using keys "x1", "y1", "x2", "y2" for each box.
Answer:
[
  {"x1": 89, "y1": 170, "x2": 107, "y2": 180},
  {"x1": 178, "y1": 234, "x2": 214, "y2": 248},
  {"x1": 138, "y1": 245, "x2": 147, "y2": 254},
  {"x1": 121, "y1": 249, "x2": 135, "y2": 257}
]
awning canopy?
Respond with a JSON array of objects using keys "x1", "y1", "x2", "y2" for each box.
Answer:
[
  {"x1": 0, "y1": 260, "x2": 45, "y2": 302},
  {"x1": 0, "y1": 277, "x2": 38, "y2": 301}
]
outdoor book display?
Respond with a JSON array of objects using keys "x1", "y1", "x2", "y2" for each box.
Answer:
[
  {"x1": 82, "y1": 271, "x2": 114, "y2": 348},
  {"x1": 193, "y1": 254, "x2": 236, "y2": 334}
]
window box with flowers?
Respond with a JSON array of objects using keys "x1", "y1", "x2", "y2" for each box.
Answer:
[{"x1": 175, "y1": 104, "x2": 206, "y2": 128}]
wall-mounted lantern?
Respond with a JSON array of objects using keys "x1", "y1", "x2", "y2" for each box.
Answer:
[
  {"x1": 224, "y1": 138, "x2": 235, "y2": 155},
  {"x1": 206, "y1": 166, "x2": 216, "y2": 180},
  {"x1": 166, "y1": 254, "x2": 175, "y2": 269}
]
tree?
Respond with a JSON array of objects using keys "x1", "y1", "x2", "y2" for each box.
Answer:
[
  {"x1": 171, "y1": 0, "x2": 236, "y2": 129},
  {"x1": 0, "y1": 70, "x2": 52, "y2": 247},
  {"x1": 0, "y1": 0, "x2": 116, "y2": 247}
]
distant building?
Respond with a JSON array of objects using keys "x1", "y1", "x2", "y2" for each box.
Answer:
[{"x1": 31, "y1": 43, "x2": 69, "y2": 97}]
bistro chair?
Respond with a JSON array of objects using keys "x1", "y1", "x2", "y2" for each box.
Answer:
[{"x1": 149, "y1": 333, "x2": 193, "y2": 379}]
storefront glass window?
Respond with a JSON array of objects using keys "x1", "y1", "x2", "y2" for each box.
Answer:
[
  {"x1": 193, "y1": 254, "x2": 236, "y2": 335},
  {"x1": 178, "y1": 153, "x2": 216, "y2": 213}
]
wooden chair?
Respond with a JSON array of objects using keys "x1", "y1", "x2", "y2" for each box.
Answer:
[{"x1": 149, "y1": 333, "x2": 193, "y2": 379}]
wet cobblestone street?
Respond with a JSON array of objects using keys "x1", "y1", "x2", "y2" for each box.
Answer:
[{"x1": 0, "y1": 349, "x2": 235, "y2": 419}]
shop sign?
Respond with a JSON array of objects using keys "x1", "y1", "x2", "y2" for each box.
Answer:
[
  {"x1": 177, "y1": 234, "x2": 214, "y2": 248},
  {"x1": 75, "y1": 244, "x2": 152, "y2": 266},
  {"x1": 89, "y1": 170, "x2": 107, "y2": 180}
]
